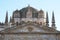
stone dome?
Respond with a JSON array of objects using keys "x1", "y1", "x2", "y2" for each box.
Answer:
[{"x1": 39, "y1": 9, "x2": 44, "y2": 13}]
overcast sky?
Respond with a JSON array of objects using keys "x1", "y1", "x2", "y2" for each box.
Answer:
[{"x1": 0, "y1": 0, "x2": 60, "y2": 31}]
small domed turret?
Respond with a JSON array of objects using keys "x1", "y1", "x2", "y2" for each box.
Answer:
[
  {"x1": 39, "y1": 9, "x2": 44, "y2": 13},
  {"x1": 38, "y1": 9, "x2": 44, "y2": 18}
]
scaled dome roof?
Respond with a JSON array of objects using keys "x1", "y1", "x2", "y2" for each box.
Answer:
[{"x1": 19, "y1": 6, "x2": 38, "y2": 14}]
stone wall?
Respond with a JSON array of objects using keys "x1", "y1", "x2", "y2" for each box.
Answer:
[{"x1": 0, "y1": 33, "x2": 59, "y2": 40}]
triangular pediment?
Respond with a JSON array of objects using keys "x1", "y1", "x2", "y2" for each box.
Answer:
[
  {"x1": 10, "y1": 25, "x2": 46, "y2": 33},
  {"x1": 1, "y1": 22, "x2": 58, "y2": 33}
]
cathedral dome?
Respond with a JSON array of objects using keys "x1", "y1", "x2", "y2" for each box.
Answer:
[
  {"x1": 19, "y1": 6, "x2": 38, "y2": 14},
  {"x1": 19, "y1": 6, "x2": 38, "y2": 18},
  {"x1": 13, "y1": 6, "x2": 38, "y2": 18}
]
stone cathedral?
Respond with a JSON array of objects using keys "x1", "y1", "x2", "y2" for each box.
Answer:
[{"x1": 0, "y1": 5, "x2": 60, "y2": 40}]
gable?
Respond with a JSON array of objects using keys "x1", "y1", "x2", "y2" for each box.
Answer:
[
  {"x1": 10, "y1": 25, "x2": 47, "y2": 33},
  {"x1": 1, "y1": 22, "x2": 58, "y2": 33}
]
